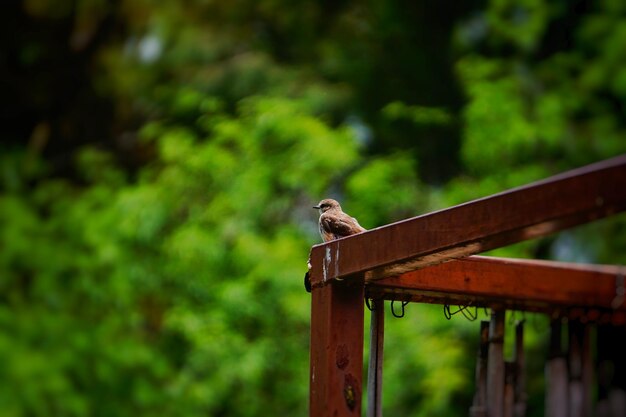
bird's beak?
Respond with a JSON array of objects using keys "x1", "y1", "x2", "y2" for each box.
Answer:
[{"x1": 313, "y1": 205, "x2": 320, "y2": 209}]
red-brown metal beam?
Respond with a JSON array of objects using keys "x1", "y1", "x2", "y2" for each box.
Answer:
[
  {"x1": 310, "y1": 279, "x2": 365, "y2": 417},
  {"x1": 365, "y1": 256, "x2": 626, "y2": 318},
  {"x1": 309, "y1": 155, "x2": 626, "y2": 287}
]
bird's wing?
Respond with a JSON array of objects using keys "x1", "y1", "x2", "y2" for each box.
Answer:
[
  {"x1": 319, "y1": 224, "x2": 335, "y2": 242},
  {"x1": 349, "y1": 216, "x2": 366, "y2": 232},
  {"x1": 320, "y1": 212, "x2": 366, "y2": 239}
]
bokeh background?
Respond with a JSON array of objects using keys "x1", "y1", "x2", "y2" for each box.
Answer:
[{"x1": 1, "y1": 0, "x2": 626, "y2": 416}]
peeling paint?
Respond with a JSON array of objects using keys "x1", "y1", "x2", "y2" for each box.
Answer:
[
  {"x1": 323, "y1": 246, "x2": 331, "y2": 282},
  {"x1": 366, "y1": 242, "x2": 482, "y2": 280},
  {"x1": 334, "y1": 242, "x2": 340, "y2": 280},
  {"x1": 522, "y1": 221, "x2": 557, "y2": 239}
]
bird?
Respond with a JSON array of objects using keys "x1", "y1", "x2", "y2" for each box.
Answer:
[
  {"x1": 304, "y1": 199, "x2": 366, "y2": 292},
  {"x1": 313, "y1": 198, "x2": 366, "y2": 242}
]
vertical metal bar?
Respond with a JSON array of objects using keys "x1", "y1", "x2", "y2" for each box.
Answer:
[
  {"x1": 310, "y1": 279, "x2": 364, "y2": 417},
  {"x1": 514, "y1": 321, "x2": 527, "y2": 417},
  {"x1": 606, "y1": 326, "x2": 626, "y2": 417},
  {"x1": 569, "y1": 321, "x2": 584, "y2": 417},
  {"x1": 487, "y1": 309, "x2": 505, "y2": 417},
  {"x1": 504, "y1": 362, "x2": 515, "y2": 417},
  {"x1": 470, "y1": 321, "x2": 490, "y2": 417},
  {"x1": 546, "y1": 320, "x2": 568, "y2": 417},
  {"x1": 366, "y1": 299, "x2": 384, "y2": 417},
  {"x1": 596, "y1": 324, "x2": 610, "y2": 417},
  {"x1": 581, "y1": 323, "x2": 594, "y2": 417}
]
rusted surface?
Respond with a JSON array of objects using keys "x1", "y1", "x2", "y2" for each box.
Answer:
[
  {"x1": 366, "y1": 256, "x2": 626, "y2": 315},
  {"x1": 310, "y1": 279, "x2": 364, "y2": 417},
  {"x1": 309, "y1": 155, "x2": 626, "y2": 287},
  {"x1": 308, "y1": 156, "x2": 626, "y2": 415}
]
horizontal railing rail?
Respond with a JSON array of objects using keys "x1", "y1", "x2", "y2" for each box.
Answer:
[{"x1": 309, "y1": 154, "x2": 626, "y2": 287}]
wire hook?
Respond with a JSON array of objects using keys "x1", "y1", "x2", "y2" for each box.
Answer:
[
  {"x1": 391, "y1": 299, "x2": 409, "y2": 318},
  {"x1": 443, "y1": 303, "x2": 477, "y2": 321}
]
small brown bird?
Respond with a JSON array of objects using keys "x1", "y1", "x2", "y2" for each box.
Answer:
[{"x1": 313, "y1": 198, "x2": 366, "y2": 242}]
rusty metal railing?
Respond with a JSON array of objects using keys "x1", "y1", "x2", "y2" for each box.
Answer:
[{"x1": 308, "y1": 155, "x2": 626, "y2": 417}]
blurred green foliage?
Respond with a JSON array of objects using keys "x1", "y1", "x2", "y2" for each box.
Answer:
[{"x1": 1, "y1": 0, "x2": 626, "y2": 416}]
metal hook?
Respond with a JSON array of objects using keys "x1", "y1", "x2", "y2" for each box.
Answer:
[
  {"x1": 443, "y1": 303, "x2": 477, "y2": 321},
  {"x1": 365, "y1": 297, "x2": 374, "y2": 312},
  {"x1": 391, "y1": 299, "x2": 409, "y2": 318},
  {"x1": 462, "y1": 305, "x2": 478, "y2": 322}
]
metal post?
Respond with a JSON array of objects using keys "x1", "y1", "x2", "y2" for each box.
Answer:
[
  {"x1": 487, "y1": 309, "x2": 505, "y2": 417},
  {"x1": 546, "y1": 320, "x2": 568, "y2": 417},
  {"x1": 569, "y1": 321, "x2": 584, "y2": 417},
  {"x1": 470, "y1": 321, "x2": 490, "y2": 417},
  {"x1": 367, "y1": 299, "x2": 384, "y2": 417},
  {"x1": 310, "y1": 279, "x2": 365, "y2": 417},
  {"x1": 504, "y1": 362, "x2": 515, "y2": 417},
  {"x1": 514, "y1": 321, "x2": 527, "y2": 417},
  {"x1": 581, "y1": 324, "x2": 593, "y2": 417}
]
